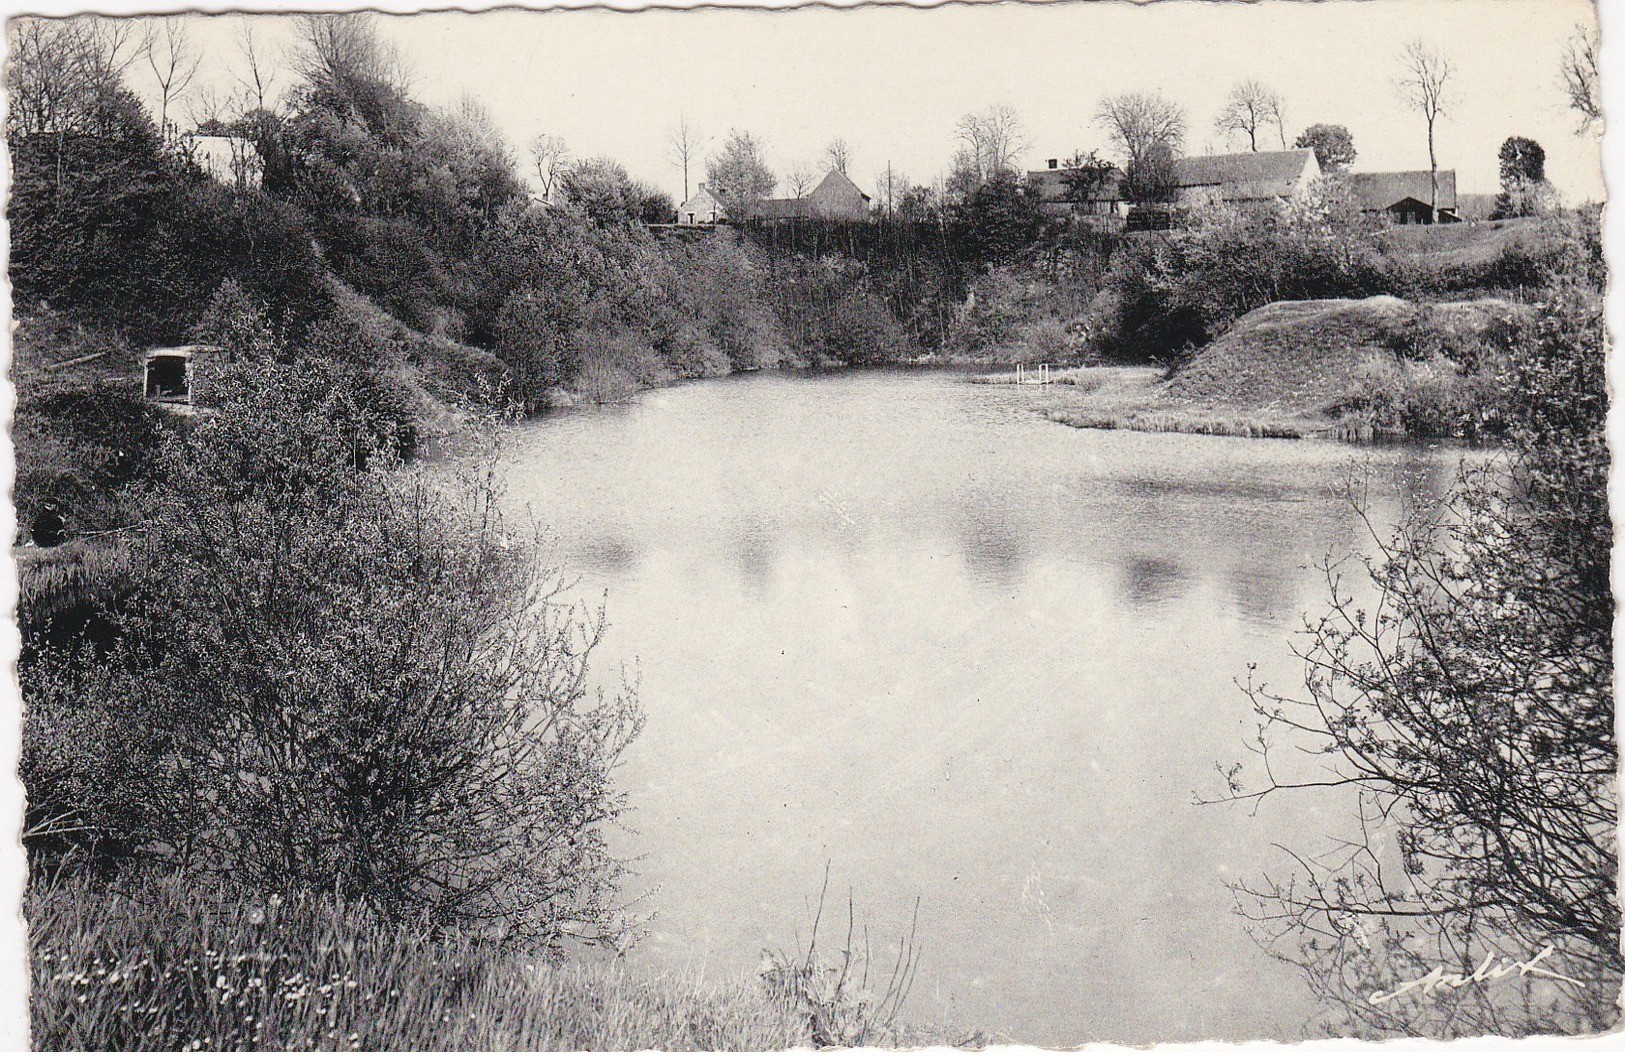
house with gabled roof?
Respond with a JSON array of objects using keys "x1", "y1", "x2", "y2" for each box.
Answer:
[
  {"x1": 1175, "y1": 148, "x2": 1321, "y2": 204},
  {"x1": 803, "y1": 169, "x2": 871, "y2": 220},
  {"x1": 1027, "y1": 148, "x2": 1320, "y2": 224},
  {"x1": 731, "y1": 169, "x2": 873, "y2": 224},
  {"x1": 675, "y1": 182, "x2": 728, "y2": 225},
  {"x1": 1348, "y1": 170, "x2": 1460, "y2": 224}
]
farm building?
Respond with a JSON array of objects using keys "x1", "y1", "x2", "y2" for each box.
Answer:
[
  {"x1": 1027, "y1": 148, "x2": 1320, "y2": 223},
  {"x1": 1026, "y1": 159, "x2": 1124, "y2": 219},
  {"x1": 675, "y1": 182, "x2": 728, "y2": 225},
  {"x1": 1348, "y1": 170, "x2": 1460, "y2": 223},
  {"x1": 803, "y1": 169, "x2": 872, "y2": 220},
  {"x1": 729, "y1": 169, "x2": 873, "y2": 224}
]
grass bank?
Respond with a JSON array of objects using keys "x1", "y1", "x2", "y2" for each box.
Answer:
[
  {"x1": 1029, "y1": 295, "x2": 1525, "y2": 442},
  {"x1": 29, "y1": 877, "x2": 967, "y2": 1051}
]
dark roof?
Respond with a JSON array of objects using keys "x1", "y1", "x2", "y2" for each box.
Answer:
[
  {"x1": 809, "y1": 169, "x2": 871, "y2": 203},
  {"x1": 1027, "y1": 167, "x2": 1123, "y2": 203},
  {"x1": 1027, "y1": 149, "x2": 1315, "y2": 204},
  {"x1": 1349, "y1": 170, "x2": 1458, "y2": 212},
  {"x1": 736, "y1": 197, "x2": 812, "y2": 220},
  {"x1": 1173, "y1": 149, "x2": 1318, "y2": 200}
]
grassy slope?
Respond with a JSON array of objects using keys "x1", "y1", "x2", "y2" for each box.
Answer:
[
  {"x1": 28, "y1": 877, "x2": 962, "y2": 1051},
  {"x1": 1041, "y1": 295, "x2": 1518, "y2": 440},
  {"x1": 1373, "y1": 215, "x2": 1543, "y2": 270}
]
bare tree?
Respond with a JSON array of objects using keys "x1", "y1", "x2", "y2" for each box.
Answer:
[
  {"x1": 529, "y1": 133, "x2": 571, "y2": 201},
  {"x1": 1560, "y1": 22, "x2": 1601, "y2": 134},
  {"x1": 785, "y1": 161, "x2": 817, "y2": 198},
  {"x1": 142, "y1": 18, "x2": 202, "y2": 140},
  {"x1": 822, "y1": 137, "x2": 852, "y2": 174},
  {"x1": 1213, "y1": 80, "x2": 1286, "y2": 152},
  {"x1": 874, "y1": 161, "x2": 899, "y2": 215},
  {"x1": 1095, "y1": 91, "x2": 1187, "y2": 167},
  {"x1": 953, "y1": 104, "x2": 1028, "y2": 184},
  {"x1": 233, "y1": 17, "x2": 277, "y2": 113},
  {"x1": 1395, "y1": 39, "x2": 1453, "y2": 221},
  {"x1": 291, "y1": 13, "x2": 412, "y2": 109},
  {"x1": 667, "y1": 114, "x2": 703, "y2": 202},
  {"x1": 185, "y1": 84, "x2": 229, "y2": 130},
  {"x1": 9, "y1": 16, "x2": 141, "y2": 138},
  {"x1": 1214, "y1": 295, "x2": 1618, "y2": 1038}
]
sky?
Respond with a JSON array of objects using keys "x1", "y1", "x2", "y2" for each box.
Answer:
[{"x1": 114, "y1": 0, "x2": 1603, "y2": 205}]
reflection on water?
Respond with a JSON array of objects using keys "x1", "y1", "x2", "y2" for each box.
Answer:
[
  {"x1": 956, "y1": 501, "x2": 1030, "y2": 590},
  {"x1": 1119, "y1": 555, "x2": 1190, "y2": 608},
  {"x1": 500, "y1": 369, "x2": 1459, "y2": 1045}
]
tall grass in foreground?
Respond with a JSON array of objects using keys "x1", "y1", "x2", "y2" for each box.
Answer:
[{"x1": 29, "y1": 876, "x2": 962, "y2": 1051}]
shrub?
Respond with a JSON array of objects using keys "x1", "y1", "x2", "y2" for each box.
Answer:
[
  {"x1": 13, "y1": 381, "x2": 170, "y2": 545},
  {"x1": 1342, "y1": 352, "x2": 1500, "y2": 440},
  {"x1": 22, "y1": 361, "x2": 644, "y2": 949},
  {"x1": 187, "y1": 278, "x2": 279, "y2": 360},
  {"x1": 1093, "y1": 199, "x2": 1394, "y2": 362},
  {"x1": 1019, "y1": 317, "x2": 1075, "y2": 363}
]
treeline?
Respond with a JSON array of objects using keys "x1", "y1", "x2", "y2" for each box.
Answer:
[{"x1": 735, "y1": 171, "x2": 1601, "y2": 370}]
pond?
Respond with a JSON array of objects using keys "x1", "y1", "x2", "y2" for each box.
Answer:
[{"x1": 498, "y1": 368, "x2": 1462, "y2": 1045}]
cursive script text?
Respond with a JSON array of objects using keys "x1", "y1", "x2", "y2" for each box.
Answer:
[{"x1": 1368, "y1": 946, "x2": 1585, "y2": 1005}]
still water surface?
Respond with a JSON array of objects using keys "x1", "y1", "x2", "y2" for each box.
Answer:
[{"x1": 500, "y1": 369, "x2": 1457, "y2": 1045}]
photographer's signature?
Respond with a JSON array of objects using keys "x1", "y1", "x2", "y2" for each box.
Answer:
[{"x1": 1368, "y1": 946, "x2": 1585, "y2": 1005}]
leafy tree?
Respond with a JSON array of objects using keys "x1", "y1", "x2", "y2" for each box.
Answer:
[
  {"x1": 188, "y1": 278, "x2": 279, "y2": 360},
  {"x1": 948, "y1": 170, "x2": 1044, "y2": 265},
  {"x1": 558, "y1": 157, "x2": 660, "y2": 226},
  {"x1": 1494, "y1": 136, "x2": 1554, "y2": 218},
  {"x1": 1058, "y1": 149, "x2": 1116, "y2": 205},
  {"x1": 1214, "y1": 79, "x2": 1286, "y2": 152},
  {"x1": 706, "y1": 129, "x2": 776, "y2": 212},
  {"x1": 22, "y1": 361, "x2": 644, "y2": 950},
  {"x1": 1120, "y1": 140, "x2": 1179, "y2": 206},
  {"x1": 1295, "y1": 123, "x2": 1357, "y2": 172},
  {"x1": 1498, "y1": 135, "x2": 1546, "y2": 185},
  {"x1": 288, "y1": 12, "x2": 414, "y2": 140}
]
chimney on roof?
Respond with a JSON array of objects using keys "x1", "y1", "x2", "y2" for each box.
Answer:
[
  {"x1": 697, "y1": 181, "x2": 707, "y2": 193},
  {"x1": 1048, "y1": 158, "x2": 1058, "y2": 170}
]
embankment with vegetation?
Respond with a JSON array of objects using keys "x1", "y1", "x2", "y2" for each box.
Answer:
[
  {"x1": 958, "y1": 197, "x2": 1601, "y2": 442},
  {"x1": 1038, "y1": 294, "x2": 1529, "y2": 440}
]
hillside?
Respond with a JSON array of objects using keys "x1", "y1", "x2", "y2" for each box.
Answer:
[{"x1": 1043, "y1": 295, "x2": 1527, "y2": 440}]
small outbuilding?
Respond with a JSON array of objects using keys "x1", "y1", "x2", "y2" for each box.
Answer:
[{"x1": 143, "y1": 345, "x2": 221, "y2": 410}]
